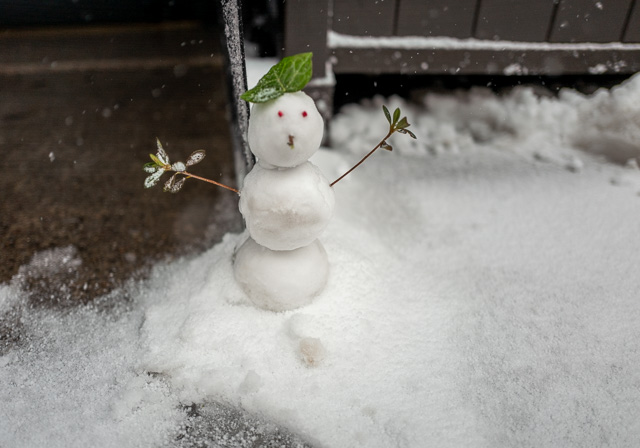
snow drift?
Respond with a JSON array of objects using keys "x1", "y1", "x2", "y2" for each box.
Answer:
[{"x1": 2, "y1": 73, "x2": 640, "y2": 448}]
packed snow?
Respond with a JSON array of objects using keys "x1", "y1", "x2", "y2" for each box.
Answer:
[{"x1": 2, "y1": 70, "x2": 640, "y2": 447}]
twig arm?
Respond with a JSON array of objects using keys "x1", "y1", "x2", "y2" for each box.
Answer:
[
  {"x1": 182, "y1": 171, "x2": 240, "y2": 194},
  {"x1": 330, "y1": 129, "x2": 393, "y2": 187},
  {"x1": 329, "y1": 105, "x2": 416, "y2": 188}
]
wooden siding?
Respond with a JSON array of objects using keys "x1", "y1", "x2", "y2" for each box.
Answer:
[
  {"x1": 283, "y1": 0, "x2": 334, "y2": 138},
  {"x1": 396, "y1": 0, "x2": 476, "y2": 38},
  {"x1": 549, "y1": 0, "x2": 635, "y2": 43},
  {"x1": 474, "y1": 0, "x2": 556, "y2": 42},
  {"x1": 285, "y1": 0, "x2": 640, "y2": 77},
  {"x1": 326, "y1": 0, "x2": 640, "y2": 43},
  {"x1": 330, "y1": 46, "x2": 639, "y2": 75},
  {"x1": 624, "y1": 1, "x2": 640, "y2": 42},
  {"x1": 283, "y1": 0, "x2": 330, "y2": 79},
  {"x1": 332, "y1": 0, "x2": 396, "y2": 36}
]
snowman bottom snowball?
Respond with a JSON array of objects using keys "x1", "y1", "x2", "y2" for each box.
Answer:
[{"x1": 233, "y1": 237, "x2": 329, "y2": 312}]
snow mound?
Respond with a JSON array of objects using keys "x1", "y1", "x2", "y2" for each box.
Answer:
[
  {"x1": 0, "y1": 281, "x2": 183, "y2": 448},
  {"x1": 3, "y1": 74, "x2": 640, "y2": 447},
  {"x1": 332, "y1": 73, "x2": 640, "y2": 172}
]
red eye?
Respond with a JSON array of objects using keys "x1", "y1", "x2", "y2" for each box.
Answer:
[
  {"x1": 302, "y1": 111, "x2": 308, "y2": 117},
  {"x1": 278, "y1": 111, "x2": 283, "y2": 117}
]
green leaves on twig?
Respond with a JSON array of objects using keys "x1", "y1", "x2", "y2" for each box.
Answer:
[
  {"x1": 381, "y1": 105, "x2": 417, "y2": 152},
  {"x1": 144, "y1": 139, "x2": 239, "y2": 194},
  {"x1": 241, "y1": 52, "x2": 313, "y2": 103},
  {"x1": 144, "y1": 138, "x2": 206, "y2": 193},
  {"x1": 330, "y1": 105, "x2": 417, "y2": 187}
]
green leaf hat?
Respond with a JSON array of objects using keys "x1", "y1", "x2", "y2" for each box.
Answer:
[{"x1": 241, "y1": 52, "x2": 313, "y2": 103}]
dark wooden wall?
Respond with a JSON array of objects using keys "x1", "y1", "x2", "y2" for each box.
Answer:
[
  {"x1": 326, "y1": 0, "x2": 640, "y2": 43},
  {"x1": 0, "y1": 0, "x2": 214, "y2": 27},
  {"x1": 285, "y1": 0, "x2": 640, "y2": 78}
]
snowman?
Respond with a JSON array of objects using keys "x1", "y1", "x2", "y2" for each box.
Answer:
[
  {"x1": 145, "y1": 53, "x2": 415, "y2": 312},
  {"x1": 234, "y1": 54, "x2": 334, "y2": 312}
]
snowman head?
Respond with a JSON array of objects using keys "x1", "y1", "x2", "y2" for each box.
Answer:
[{"x1": 248, "y1": 91, "x2": 324, "y2": 169}]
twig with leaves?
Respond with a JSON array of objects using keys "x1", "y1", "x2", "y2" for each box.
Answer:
[
  {"x1": 143, "y1": 138, "x2": 239, "y2": 194},
  {"x1": 330, "y1": 105, "x2": 416, "y2": 187}
]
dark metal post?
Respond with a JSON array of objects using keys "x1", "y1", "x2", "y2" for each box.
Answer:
[{"x1": 218, "y1": 0, "x2": 253, "y2": 183}]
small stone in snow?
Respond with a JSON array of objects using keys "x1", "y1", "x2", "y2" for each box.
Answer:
[
  {"x1": 533, "y1": 151, "x2": 552, "y2": 163},
  {"x1": 238, "y1": 370, "x2": 263, "y2": 394},
  {"x1": 610, "y1": 175, "x2": 633, "y2": 187},
  {"x1": 566, "y1": 156, "x2": 583, "y2": 173},
  {"x1": 299, "y1": 337, "x2": 326, "y2": 367}
]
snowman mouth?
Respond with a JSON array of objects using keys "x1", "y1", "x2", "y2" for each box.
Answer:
[{"x1": 287, "y1": 135, "x2": 295, "y2": 149}]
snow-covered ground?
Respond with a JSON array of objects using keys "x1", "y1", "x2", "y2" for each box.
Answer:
[{"x1": 2, "y1": 69, "x2": 640, "y2": 447}]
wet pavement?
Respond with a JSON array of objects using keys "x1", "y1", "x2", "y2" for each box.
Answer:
[{"x1": 0, "y1": 23, "x2": 243, "y2": 303}]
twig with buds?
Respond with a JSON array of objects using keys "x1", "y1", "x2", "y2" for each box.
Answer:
[
  {"x1": 143, "y1": 138, "x2": 239, "y2": 194},
  {"x1": 330, "y1": 106, "x2": 416, "y2": 187}
]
